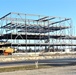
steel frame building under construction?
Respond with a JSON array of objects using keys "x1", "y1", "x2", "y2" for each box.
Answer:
[{"x1": 0, "y1": 12, "x2": 76, "y2": 53}]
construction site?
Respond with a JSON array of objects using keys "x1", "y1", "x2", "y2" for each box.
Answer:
[{"x1": 0, "y1": 12, "x2": 76, "y2": 56}]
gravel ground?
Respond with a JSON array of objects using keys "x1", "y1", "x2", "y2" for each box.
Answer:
[{"x1": 0, "y1": 65, "x2": 76, "y2": 75}]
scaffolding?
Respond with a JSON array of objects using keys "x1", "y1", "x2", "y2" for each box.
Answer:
[{"x1": 0, "y1": 12, "x2": 76, "y2": 52}]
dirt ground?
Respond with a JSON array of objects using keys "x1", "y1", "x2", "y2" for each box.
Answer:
[{"x1": 0, "y1": 65, "x2": 76, "y2": 75}]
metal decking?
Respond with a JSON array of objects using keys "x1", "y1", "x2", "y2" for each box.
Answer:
[
  {"x1": 0, "y1": 43, "x2": 76, "y2": 47},
  {"x1": 0, "y1": 33, "x2": 76, "y2": 40},
  {"x1": 0, "y1": 22, "x2": 70, "y2": 33}
]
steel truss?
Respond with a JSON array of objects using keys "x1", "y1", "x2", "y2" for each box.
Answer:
[{"x1": 0, "y1": 12, "x2": 75, "y2": 52}]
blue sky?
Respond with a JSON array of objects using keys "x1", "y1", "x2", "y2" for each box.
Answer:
[{"x1": 0, "y1": 0, "x2": 76, "y2": 35}]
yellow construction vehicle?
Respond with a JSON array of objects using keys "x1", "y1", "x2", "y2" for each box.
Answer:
[{"x1": 4, "y1": 47, "x2": 14, "y2": 55}]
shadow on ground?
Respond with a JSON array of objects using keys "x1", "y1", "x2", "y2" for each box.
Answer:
[{"x1": 43, "y1": 62, "x2": 76, "y2": 67}]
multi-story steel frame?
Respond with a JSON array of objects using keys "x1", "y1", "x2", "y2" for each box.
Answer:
[{"x1": 0, "y1": 12, "x2": 75, "y2": 52}]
